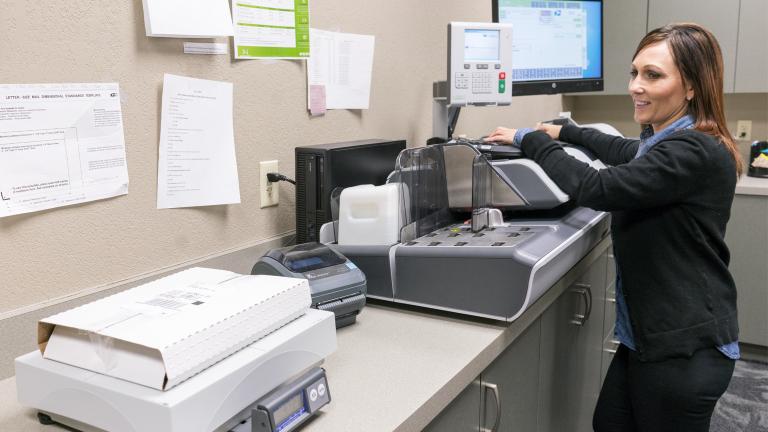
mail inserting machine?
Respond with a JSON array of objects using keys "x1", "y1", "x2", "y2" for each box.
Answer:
[{"x1": 322, "y1": 126, "x2": 619, "y2": 322}]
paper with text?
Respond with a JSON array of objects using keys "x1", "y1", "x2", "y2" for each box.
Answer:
[
  {"x1": 142, "y1": 0, "x2": 234, "y2": 38},
  {"x1": 233, "y1": 0, "x2": 310, "y2": 59},
  {"x1": 307, "y1": 29, "x2": 375, "y2": 110},
  {"x1": 157, "y1": 74, "x2": 240, "y2": 209},
  {"x1": 0, "y1": 83, "x2": 129, "y2": 218}
]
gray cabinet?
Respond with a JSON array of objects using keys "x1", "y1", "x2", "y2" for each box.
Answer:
[
  {"x1": 482, "y1": 320, "x2": 541, "y2": 432},
  {"x1": 424, "y1": 377, "x2": 481, "y2": 432},
  {"x1": 592, "y1": 0, "x2": 765, "y2": 96},
  {"x1": 600, "y1": 252, "x2": 618, "y2": 383},
  {"x1": 424, "y1": 321, "x2": 542, "y2": 432},
  {"x1": 427, "y1": 247, "x2": 611, "y2": 432},
  {"x1": 647, "y1": 0, "x2": 741, "y2": 93},
  {"x1": 599, "y1": 0, "x2": 649, "y2": 95},
  {"x1": 735, "y1": 0, "x2": 768, "y2": 93},
  {"x1": 725, "y1": 195, "x2": 768, "y2": 347},
  {"x1": 537, "y1": 252, "x2": 607, "y2": 432}
]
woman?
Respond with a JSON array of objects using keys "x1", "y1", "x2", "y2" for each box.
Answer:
[{"x1": 485, "y1": 23, "x2": 743, "y2": 431}]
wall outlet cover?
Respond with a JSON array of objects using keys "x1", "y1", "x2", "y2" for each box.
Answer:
[
  {"x1": 260, "y1": 160, "x2": 279, "y2": 208},
  {"x1": 736, "y1": 120, "x2": 752, "y2": 141}
]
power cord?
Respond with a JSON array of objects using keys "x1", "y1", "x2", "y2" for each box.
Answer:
[{"x1": 266, "y1": 172, "x2": 296, "y2": 185}]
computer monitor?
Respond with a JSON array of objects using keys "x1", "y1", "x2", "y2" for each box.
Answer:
[{"x1": 492, "y1": 0, "x2": 603, "y2": 96}]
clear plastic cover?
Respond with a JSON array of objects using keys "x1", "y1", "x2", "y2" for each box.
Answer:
[
  {"x1": 471, "y1": 153, "x2": 494, "y2": 232},
  {"x1": 389, "y1": 142, "x2": 535, "y2": 239},
  {"x1": 390, "y1": 145, "x2": 453, "y2": 242}
]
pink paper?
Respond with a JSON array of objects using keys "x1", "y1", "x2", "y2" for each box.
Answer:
[{"x1": 309, "y1": 85, "x2": 327, "y2": 116}]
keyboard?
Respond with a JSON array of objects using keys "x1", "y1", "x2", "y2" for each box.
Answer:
[{"x1": 454, "y1": 138, "x2": 523, "y2": 159}]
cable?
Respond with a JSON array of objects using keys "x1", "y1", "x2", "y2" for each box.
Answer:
[{"x1": 266, "y1": 172, "x2": 296, "y2": 185}]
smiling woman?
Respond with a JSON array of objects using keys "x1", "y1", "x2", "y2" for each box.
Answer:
[
  {"x1": 629, "y1": 23, "x2": 743, "y2": 175},
  {"x1": 629, "y1": 42, "x2": 693, "y2": 132},
  {"x1": 484, "y1": 23, "x2": 744, "y2": 432}
]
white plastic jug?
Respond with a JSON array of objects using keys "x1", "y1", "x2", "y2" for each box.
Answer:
[{"x1": 338, "y1": 183, "x2": 402, "y2": 245}]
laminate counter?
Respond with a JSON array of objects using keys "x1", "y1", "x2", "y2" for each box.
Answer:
[{"x1": 0, "y1": 237, "x2": 612, "y2": 432}]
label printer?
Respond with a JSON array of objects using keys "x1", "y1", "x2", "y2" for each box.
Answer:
[{"x1": 252, "y1": 242, "x2": 367, "y2": 328}]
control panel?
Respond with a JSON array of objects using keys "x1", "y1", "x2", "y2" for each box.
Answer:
[
  {"x1": 247, "y1": 368, "x2": 331, "y2": 432},
  {"x1": 448, "y1": 22, "x2": 513, "y2": 107}
]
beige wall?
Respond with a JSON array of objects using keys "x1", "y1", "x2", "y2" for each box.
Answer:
[
  {"x1": 0, "y1": 1, "x2": 564, "y2": 316},
  {"x1": 564, "y1": 94, "x2": 768, "y2": 163}
]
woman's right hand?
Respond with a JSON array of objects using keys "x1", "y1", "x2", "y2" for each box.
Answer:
[
  {"x1": 484, "y1": 127, "x2": 518, "y2": 146},
  {"x1": 535, "y1": 122, "x2": 562, "y2": 140}
]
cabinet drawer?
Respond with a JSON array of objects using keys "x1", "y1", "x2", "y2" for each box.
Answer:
[
  {"x1": 605, "y1": 252, "x2": 616, "y2": 289},
  {"x1": 601, "y1": 332, "x2": 620, "y2": 383}
]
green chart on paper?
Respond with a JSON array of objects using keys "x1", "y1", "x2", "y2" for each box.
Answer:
[{"x1": 233, "y1": 0, "x2": 310, "y2": 59}]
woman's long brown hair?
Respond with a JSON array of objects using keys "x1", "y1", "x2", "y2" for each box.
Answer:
[{"x1": 633, "y1": 23, "x2": 744, "y2": 176}]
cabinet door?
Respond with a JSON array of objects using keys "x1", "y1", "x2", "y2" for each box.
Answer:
[
  {"x1": 601, "y1": 251, "x2": 617, "y2": 383},
  {"x1": 482, "y1": 319, "x2": 541, "y2": 432},
  {"x1": 735, "y1": 0, "x2": 768, "y2": 92},
  {"x1": 423, "y1": 377, "x2": 482, "y2": 432},
  {"x1": 725, "y1": 195, "x2": 768, "y2": 346},
  {"x1": 647, "y1": 0, "x2": 740, "y2": 93},
  {"x1": 601, "y1": 0, "x2": 649, "y2": 95},
  {"x1": 538, "y1": 254, "x2": 607, "y2": 432}
]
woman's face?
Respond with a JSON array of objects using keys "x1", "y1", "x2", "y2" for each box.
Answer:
[{"x1": 629, "y1": 41, "x2": 694, "y2": 132}]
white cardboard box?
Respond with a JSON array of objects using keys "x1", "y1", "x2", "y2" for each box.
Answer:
[{"x1": 38, "y1": 267, "x2": 311, "y2": 390}]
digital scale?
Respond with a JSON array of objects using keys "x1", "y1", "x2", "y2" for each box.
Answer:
[
  {"x1": 16, "y1": 309, "x2": 337, "y2": 432},
  {"x1": 232, "y1": 368, "x2": 330, "y2": 432}
]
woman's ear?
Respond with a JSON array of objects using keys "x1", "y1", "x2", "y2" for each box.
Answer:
[{"x1": 686, "y1": 86, "x2": 694, "y2": 101}]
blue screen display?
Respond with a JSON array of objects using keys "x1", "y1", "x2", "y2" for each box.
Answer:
[{"x1": 496, "y1": 0, "x2": 602, "y2": 81}]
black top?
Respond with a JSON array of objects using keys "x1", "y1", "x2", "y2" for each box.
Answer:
[{"x1": 521, "y1": 125, "x2": 739, "y2": 361}]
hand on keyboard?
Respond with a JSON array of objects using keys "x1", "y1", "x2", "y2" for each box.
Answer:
[{"x1": 454, "y1": 137, "x2": 522, "y2": 159}]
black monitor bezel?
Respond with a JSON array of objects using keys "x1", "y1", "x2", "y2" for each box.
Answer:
[{"x1": 492, "y1": 0, "x2": 604, "y2": 96}]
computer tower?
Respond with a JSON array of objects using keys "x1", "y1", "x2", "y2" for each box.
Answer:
[{"x1": 295, "y1": 139, "x2": 406, "y2": 243}]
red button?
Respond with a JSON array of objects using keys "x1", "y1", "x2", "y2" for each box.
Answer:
[{"x1": 499, "y1": 72, "x2": 506, "y2": 79}]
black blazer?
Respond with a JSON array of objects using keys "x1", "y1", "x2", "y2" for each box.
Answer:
[{"x1": 521, "y1": 125, "x2": 739, "y2": 362}]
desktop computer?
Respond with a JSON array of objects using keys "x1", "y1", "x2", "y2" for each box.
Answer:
[{"x1": 295, "y1": 139, "x2": 406, "y2": 243}]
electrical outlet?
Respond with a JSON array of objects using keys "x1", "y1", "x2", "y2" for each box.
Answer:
[
  {"x1": 736, "y1": 120, "x2": 752, "y2": 141},
  {"x1": 260, "y1": 160, "x2": 279, "y2": 208}
]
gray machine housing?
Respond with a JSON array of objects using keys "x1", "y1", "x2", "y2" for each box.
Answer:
[
  {"x1": 325, "y1": 140, "x2": 611, "y2": 321},
  {"x1": 392, "y1": 208, "x2": 609, "y2": 320},
  {"x1": 252, "y1": 243, "x2": 367, "y2": 328}
]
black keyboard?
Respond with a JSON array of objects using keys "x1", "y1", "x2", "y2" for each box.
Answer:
[{"x1": 454, "y1": 138, "x2": 523, "y2": 159}]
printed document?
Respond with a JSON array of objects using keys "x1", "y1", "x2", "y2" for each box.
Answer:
[
  {"x1": 233, "y1": 0, "x2": 310, "y2": 59},
  {"x1": 142, "y1": 0, "x2": 234, "y2": 38},
  {"x1": 0, "y1": 83, "x2": 129, "y2": 218},
  {"x1": 157, "y1": 74, "x2": 240, "y2": 209},
  {"x1": 307, "y1": 29, "x2": 375, "y2": 110}
]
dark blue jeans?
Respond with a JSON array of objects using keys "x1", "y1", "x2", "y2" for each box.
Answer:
[{"x1": 593, "y1": 344, "x2": 735, "y2": 432}]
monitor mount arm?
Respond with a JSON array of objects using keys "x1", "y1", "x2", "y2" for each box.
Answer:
[{"x1": 432, "y1": 80, "x2": 499, "y2": 142}]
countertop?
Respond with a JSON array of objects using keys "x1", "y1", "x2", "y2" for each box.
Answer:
[
  {"x1": 0, "y1": 305, "x2": 508, "y2": 432},
  {"x1": 0, "y1": 237, "x2": 610, "y2": 432},
  {"x1": 736, "y1": 174, "x2": 768, "y2": 196}
]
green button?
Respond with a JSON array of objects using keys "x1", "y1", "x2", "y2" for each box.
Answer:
[{"x1": 498, "y1": 80, "x2": 506, "y2": 93}]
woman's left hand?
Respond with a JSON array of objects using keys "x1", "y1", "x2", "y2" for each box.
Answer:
[{"x1": 484, "y1": 127, "x2": 518, "y2": 145}]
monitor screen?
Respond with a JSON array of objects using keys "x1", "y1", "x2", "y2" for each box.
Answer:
[
  {"x1": 464, "y1": 29, "x2": 501, "y2": 62},
  {"x1": 493, "y1": 0, "x2": 603, "y2": 95}
]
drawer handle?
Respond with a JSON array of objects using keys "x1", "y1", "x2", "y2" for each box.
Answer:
[
  {"x1": 604, "y1": 339, "x2": 620, "y2": 354},
  {"x1": 481, "y1": 382, "x2": 501, "y2": 432},
  {"x1": 570, "y1": 283, "x2": 592, "y2": 326}
]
